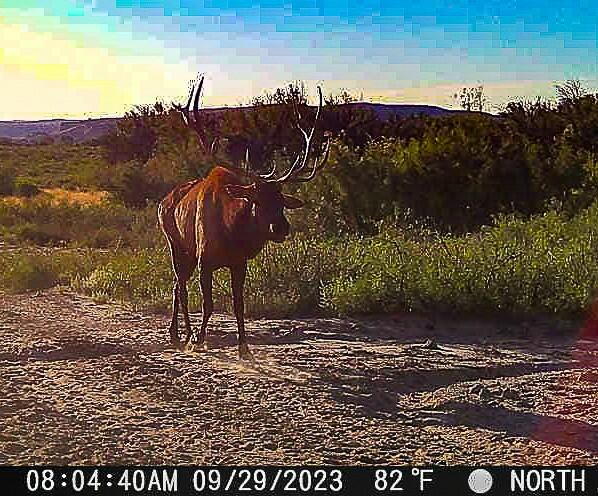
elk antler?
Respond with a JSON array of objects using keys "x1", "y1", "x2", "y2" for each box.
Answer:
[
  {"x1": 177, "y1": 75, "x2": 329, "y2": 182},
  {"x1": 285, "y1": 133, "x2": 331, "y2": 183},
  {"x1": 268, "y1": 86, "x2": 330, "y2": 184},
  {"x1": 239, "y1": 146, "x2": 278, "y2": 182},
  {"x1": 175, "y1": 74, "x2": 216, "y2": 156}
]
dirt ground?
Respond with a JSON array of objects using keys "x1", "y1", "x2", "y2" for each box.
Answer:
[{"x1": 1, "y1": 287, "x2": 597, "y2": 465}]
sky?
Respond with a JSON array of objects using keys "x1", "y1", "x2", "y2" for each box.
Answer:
[{"x1": 1, "y1": 0, "x2": 597, "y2": 119}]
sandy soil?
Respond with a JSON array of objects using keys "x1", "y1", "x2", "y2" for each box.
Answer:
[{"x1": 1, "y1": 287, "x2": 597, "y2": 465}]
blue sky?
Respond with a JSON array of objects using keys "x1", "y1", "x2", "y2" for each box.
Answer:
[{"x1": 1, "y1": 0, "x2": 597, "y2": 118}]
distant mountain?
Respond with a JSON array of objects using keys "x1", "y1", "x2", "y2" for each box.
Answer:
[
  {"x1": 0, "y1": 104, "x2": 465, "y2": 144},
  {"x1": 349, "y1": 102, "x2": 467, "y2": 119},
  {"x1": 0, "y1": 118, "x2": 119, "y2": 144}
]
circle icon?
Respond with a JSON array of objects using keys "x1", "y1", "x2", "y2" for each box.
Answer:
[{"x1": 468, "y1": 469, "x2": 493, "y2": 494}]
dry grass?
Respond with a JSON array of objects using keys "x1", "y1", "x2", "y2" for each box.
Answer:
[
  {"x1": 42, "y1": 188, "x2": 111, "y2": 206},
  {"x1": 0, "y1": 188, "x2": 111, "y2": 206}
]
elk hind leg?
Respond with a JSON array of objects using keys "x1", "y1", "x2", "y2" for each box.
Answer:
[
  {"x1": 168, "y1": 276, "x2": 180, "y2": 346},
  {"x1": 178, "y1": 257, "x2": 196, "y2": 348},
  {"x1": 194, "y1": 266, "x2": 213, "y2": 351},
  {"x1": 167, "y1": 241, "x2": 196, "y2": 349}
]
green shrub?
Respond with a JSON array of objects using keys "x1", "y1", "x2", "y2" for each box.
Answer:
[
  {"x1": 0, "y1": 166, "x2": 15, "y2": 195},
  {"x1": 0, "y1": 255, "x2": 58, "y2": 293},
  {"x1": 0, "y1": 143, "x2": 111, "y2": 190},
  {"x1": 79, "y1": 249, "x2": 175, "y2": 310},
  {"x1": 6, "y1": 201, "x2": 598, "y2": 320},
  {"x1": 0, "y1": 199, "x2": 159, "y2": 248},
  {"x1": 321, "y1": 206, "x2": 598, "y2": 318},
  {"x1": 75, "y1": 236, "x2": 341, "y2": 316},
  {"x1": 13, "y1": 177, "x2": 40, "y2": 197}
]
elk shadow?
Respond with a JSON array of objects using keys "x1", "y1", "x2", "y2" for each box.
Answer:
[
  {"x1": 202, "y1": 312, "x2": 586, "y2": 353},
  {"x1": 197, "y1": 317, "x2": 382, "y2": 347},
  {"x1": 306, "y1": 361, "x2": 577, "y2": 418},
  {"x1": 0, "y1": 338, "x2": 167, "y2": 364},
  {"x1": 428, "y1": 401, "x2": 598, "y2": 455}
]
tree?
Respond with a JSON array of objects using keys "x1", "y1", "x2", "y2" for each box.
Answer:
[
  {"x1": 555, "y1": 79, "x2": 586, "y2": 104},
  {"x1": 454, "y1": 85, "x2": 487, "y2": 112}
]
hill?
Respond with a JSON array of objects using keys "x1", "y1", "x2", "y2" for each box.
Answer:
[
  {"x1": 0, "y1": 118, "x2": 119, "y2": 144},
  {"x1": 0, "y1": 103, "x2": 464, "y2": 143},
  {"x1": 348, "y1": 102, "x2": 464, "y2": 119}
]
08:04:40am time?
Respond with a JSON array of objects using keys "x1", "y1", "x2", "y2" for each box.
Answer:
[{"x1": 26, "y1": 469, "x2": 178, "y2": 493}]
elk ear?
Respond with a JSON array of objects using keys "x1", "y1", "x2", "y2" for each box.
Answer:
[
  {"x1": 225, "y1": 184, "x2": 256, "y2": 201},
  {"x1": 282, "y1": 194, "x2": 304, "y2": 209}
]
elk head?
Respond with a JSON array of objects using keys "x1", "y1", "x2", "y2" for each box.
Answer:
[{"x1": 178, "y1": 75, "x2": 331, "y2": 242}]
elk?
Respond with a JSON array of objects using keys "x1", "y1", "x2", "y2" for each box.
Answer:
[{"x1": 158, "y1": 76, "x2": 330, "y2": 359}]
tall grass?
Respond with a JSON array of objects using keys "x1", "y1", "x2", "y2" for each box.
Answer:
[
  {"x1": 3, "y1": 203, "x2": 598, "y2": 320},
  {"x1": 323, "y1": 207, "x2": 598, "y2": 317},
  {"x1": 0, "y1": 248, "x2": 105, "y2": 294},
  {"x1": 75, "y1": 236, "x2": 342, "y2": 316},
  {"x1": 0, "y1": 199, "x2": 158, "y2": 248}
]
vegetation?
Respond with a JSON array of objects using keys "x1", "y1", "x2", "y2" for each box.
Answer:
[
  {"x1": 0, "y1": 143, "x2": 109, "y2": 190},
  {"x1": 2, "y1": 80, "x2": 598, "y2": 323},
  {"x1": 0, "y1": 199, "x2": 157, "y2": 248},
  {"x1": 3, "y1": 203, "x2": 598, "y2": 319}
]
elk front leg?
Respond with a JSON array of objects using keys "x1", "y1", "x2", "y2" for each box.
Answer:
[{"x1": 231, "y1": 263, "x2": 251, "y2": 359}]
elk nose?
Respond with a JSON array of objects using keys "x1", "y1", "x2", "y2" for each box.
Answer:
[{"x1": 269, "y1": 221, "x2": 289, "y2": 237}]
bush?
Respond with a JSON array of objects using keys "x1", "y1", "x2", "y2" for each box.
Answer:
[
  {"x1": 321, "y1": 205, "x2": 598, "y2": 317},
  {"x1": 0, "y1": 198, "x2": 159, "y2": 248},
  {"x1": 0, "y1": 166, "x2": 15, "y2": 195},
  {"x1": 13, "y1": 177, "x2": 40, "y2": 197},
  {"x1": 76, "y1": 236, "x2": 342, "y2": 316},
  {"x1": 4, "y1": 201, "x2": 598, "y2": 320},
  {"x1": 0, "y1": 255, "x2": 59, "y2": 293}
]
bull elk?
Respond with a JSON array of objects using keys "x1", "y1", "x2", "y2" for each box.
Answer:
[{"x1": 158, "y1": 75, "x2": 330, "y2": 359}]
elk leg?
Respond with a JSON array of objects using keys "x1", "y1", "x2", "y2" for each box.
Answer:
[
  {"x1": 172, "y1": 252, "x2": 196, "y2": 348},
  {"x1": 165, "y1": 235, "x2": 185, "y2": 347},
  {"x1": 168, "y1": 277, "x2": 179, "y2": 345},
  {"x1": 196, "y1": 266, "x2": 213, "y2": 350},
  {"x1": 180, "y1": 280, "x2": 194, "y2": 346},
  {"x1": 231, "y1": 263, "x2": 251, "y2": 359}
]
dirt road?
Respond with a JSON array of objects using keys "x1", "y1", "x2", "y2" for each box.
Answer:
[{"x1": 1, "y1": 288, "x2": 597, "y2": 464}]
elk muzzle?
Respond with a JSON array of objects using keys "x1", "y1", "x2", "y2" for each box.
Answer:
[{"x1": 269, "y1": 219, "x2": 290, "y2": 242}]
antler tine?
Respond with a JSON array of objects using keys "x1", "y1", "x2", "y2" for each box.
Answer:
[
  {"x1": 192, "y1": 75, "x2": 204, "y2": 128},
  {"x1": 289, "y1": 135, "x2": 331, "y2": 183},
  {"x1": 177, "y1": 73, "x2": 211, "y2": 154},
  {"x1": 292, "y1": 98, "x2": 302, "y2": 130},
  {"x1": 258, "y1": 161, "x2": 278, "y2": 179},
  {"x1": 241, "y1": 145, "x2": 278, "y2": 181},
  {"x1": 244, "y1": 147, "x2": 251, "y2": 173},
  {"x1": 273, "y1": 86, "x2": 323, "y2": 183},
  {"x1": 177, "y1": 83, "x2": 195, "y2": 127},
  {"x1": 210, "y1": 137, "x2": 219, "y2": 155}
]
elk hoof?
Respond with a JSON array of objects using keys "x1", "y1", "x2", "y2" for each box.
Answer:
[
  {"x1": 191, "y1": 341, "x2": 208, "y2": 353},
  {"x1": 239, "y1": 343, "x2": 254, "y2": 361}
]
